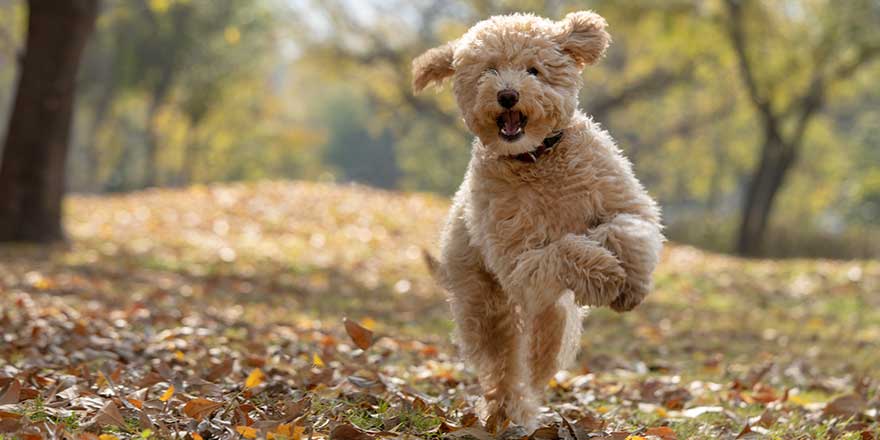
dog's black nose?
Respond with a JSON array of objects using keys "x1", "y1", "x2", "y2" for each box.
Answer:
[{"x1": 497, "y1": 89, "x2": 519, "y2": 108}]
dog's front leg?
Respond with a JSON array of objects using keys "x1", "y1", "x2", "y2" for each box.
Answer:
[
  {"x1": 586, "y1": 213, "x2": 664, "y2": 312},
  {"x1": 505, "y1": 234, "x2": 626, "y2": 310}
]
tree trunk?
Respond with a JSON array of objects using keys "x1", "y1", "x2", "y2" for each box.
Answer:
[
  {"x1": 735, "y1": 135, "x2": 795, "y2": 256},
  {"x1": 142, "y1": 69, "x2": 173, "y2": 188},
  {"x1": 0, "y1": 0, "x2": 99, "y2": 242}
]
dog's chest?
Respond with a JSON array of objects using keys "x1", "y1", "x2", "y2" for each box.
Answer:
[{"x1": 470, "y1": 167, "x2": 602, "y2": 251}]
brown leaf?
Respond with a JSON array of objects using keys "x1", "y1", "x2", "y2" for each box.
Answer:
[
  {"x1": 447, "y1": 427, "x2": 494, "y2": 440},
  {"x1": 183, "y1": 398, "x2": 224, "y2": 421},
  {"x1": 90, "y1": 401, "x2": 126, "y2": 427},
  {"x1": 343, "y1": 318, "x2": 374, "y2": 350},
  {"x1": 645, "y1": 426, "x2": 677, "y2": 440},
  {"x1": 330, "y1": 423, "x2": 374, "y2": 440},
  {"x1": 575, "y1": 410, "x2": 606, "y2": 432},
  {"x1": 0, "y1": 419, "x2": 22, "y2": 434},
  {"x1": 823, "y1": 394, "x2": 866, "y2": 418},
  {"x1": 530, "y1": 426, "x2": 559, "y2": 440},
  {"x1": 205, "y1": 358, "x2": 234, "y2": 382},
  {"x1": 0, "y1": 380, "x2": 20, "y2": 405},
  {"x1": 19, "y1": 388, "x2": 39, "y2": 402}
]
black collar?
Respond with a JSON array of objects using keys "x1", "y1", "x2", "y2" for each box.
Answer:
[{"x1": 509, "y1": 131, "x2": 564, "y2": 163}]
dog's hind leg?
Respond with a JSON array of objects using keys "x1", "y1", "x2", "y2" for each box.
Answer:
[
  {"x1": 527, "y1": 290, "x2": 582, "y2": 392},
  {"x1": 440, "y1": 217, "x2": 537, "y2": 430}
]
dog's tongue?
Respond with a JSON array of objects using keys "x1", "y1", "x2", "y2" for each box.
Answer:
[{"x1": 501, "y1": 111, "x2": 521, "y2": 135}]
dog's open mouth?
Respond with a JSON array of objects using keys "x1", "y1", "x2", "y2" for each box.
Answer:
[{"x1": 496, "y1": 110, "x2": 527, "y2": 142}]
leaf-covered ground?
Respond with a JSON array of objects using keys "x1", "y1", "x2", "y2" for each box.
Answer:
[{"x1": 1, "y1": 181, "x2": 878, "y2": 440}]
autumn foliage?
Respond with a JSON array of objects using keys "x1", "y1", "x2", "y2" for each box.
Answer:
[{"x1": 0, "y1": 182, "x2": 878, "y2": 439}]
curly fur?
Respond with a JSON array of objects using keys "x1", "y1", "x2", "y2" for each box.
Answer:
[{"x1": 413, "y1": 11, "x2": 663, "y2": 430}]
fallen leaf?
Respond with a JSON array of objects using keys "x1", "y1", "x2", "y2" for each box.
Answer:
[
  {"x1": 205, "y1": 358, "x2": 234, "y2": 382},
  {"x1": 192, "y1": 434, "x2": 204, "y2": 440},
  {"x1": 183, "y1": 398, "x2": 224, "y2": 420},
  {"x1": 313, "y1": 353, "x2": 325, "y2": 368},
  {"x1": 236, "y1": 425, "x2": 258, "y2": 439},
  {"x1": 330, "y1": 423, "x2": 374, "y2": 440},
  {"x1": 645, "y1": 426, "x2": 676, "y2": 440},
  {"x1": 446, "y1": 427, "x2": 493, "y2": 440},
  {"x1": 344, "y1": 317, "x2": 375, "y2": 350},
  {"x1": 0, "y1": 380, "x2": 20, "y2": 405},
  {"x1": 90, "y1": 401, "x2": 126, "y2": 427},
  {"x1": 160, "y1": 384, "x2": 175, "y2": 402},
  {"x1": 98, "y1": 435, "x2": 119, "y2": 440},
  {"x1": 127, "y1": 398, "x2": 144, "y2": 409},
  {"x1": 682, "y1": 406, "x2": 723, "y2": 418},
  {"x1": 823, "y1": 394, "x2": 865, "y2": 418},
  {"x1": 245, "y1": 368, "x2": 264, "y2": 389}
]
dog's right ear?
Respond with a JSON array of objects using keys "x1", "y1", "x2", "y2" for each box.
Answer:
[{"x1": 412, "y1": 41, "x2": 456, "y2": 93}]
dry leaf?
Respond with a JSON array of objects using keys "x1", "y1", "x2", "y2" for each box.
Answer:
[
  {"x1": 645, "y1": 426, "x2": 676, "y2": 440},
  {"x1": 160, "y1": 384, "x2": 175, "y2": 402},
  {"x1": 823, "y1": 394, "x2": 865, "y2": 418},
  {"x1": 183, "y1": 398, "x2": 224, "y2": 420},
  {"x1": 330, "y1": 423, "x2": 374, "y2": 440},
  {"x1": 90, "y1": 401, "x2": 126, "y2": 427},
  {"x1": 245, "y1": 368, "x2": 264, "y2": 389},
  {"x1": 0, "y1": 380, "x2": 20, "y2": 405},
  {"x1": 98, "y1": 435, "x2": 120, "y2": 440},
  {"x1": 206, "y1": 358, "x2": 234, "y2": 382},
  {"x1": 313, "y1": 353, "x2": 325, "y2": 368},
  {"x1": 343, "y1": 317, "x2": 374, "y2": 350},
  {"x1": 236, "y1": 425, "x2": 258, "y2": 439}
]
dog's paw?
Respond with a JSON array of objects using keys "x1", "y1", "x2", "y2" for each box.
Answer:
[{"x1": 557, "y1": 235, "x2": 626, "y2": 307}]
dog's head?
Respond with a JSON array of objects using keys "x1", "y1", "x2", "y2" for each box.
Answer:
[{"x1": 413, "y1": 12, "x2": 610, "y2": 157}]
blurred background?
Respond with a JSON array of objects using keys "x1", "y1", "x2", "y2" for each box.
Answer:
[
  {"x1": 0, "y1": 2, "x2": 879, "y2": 437},
  {"x1": 0, "y1": 0, "x2": 878, "y2": 258}
]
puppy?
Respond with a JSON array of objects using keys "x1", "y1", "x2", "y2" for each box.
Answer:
[{"x1": 413, "y1": 12, "x2": 664, "y2": 429}]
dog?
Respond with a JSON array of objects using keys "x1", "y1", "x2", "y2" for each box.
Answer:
[{"x1": 413, "y1": 11, "x2": 664, "y2": 429}]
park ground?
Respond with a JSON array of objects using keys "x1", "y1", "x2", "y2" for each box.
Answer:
[{"x1": 0, "y1": 181, "x2": 879, "y2": 439}]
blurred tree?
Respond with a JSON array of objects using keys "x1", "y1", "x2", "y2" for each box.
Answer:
[
  {"x1": 724, "y1": 0, "x2": 880, "y2": 255},
  {"x1": 0, "y1": 0, "x2": 98, "y2": 242}
]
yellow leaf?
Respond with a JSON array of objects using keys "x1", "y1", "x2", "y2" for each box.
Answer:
[
  {"x1": 236, "y1": 426, "x2": 257, "y2": 439},
  {"x1": 192, "y1": 434, "x2": 204, "y2": 440},
  {"x1": 99, "y1": 435, "x2": 119, "y2": 440},
  {"x1": 96, "y1": 371, "x2": 109, "y2": 388},
  {"x1": 175, "y1": 350, "x2": 185, "y2": 361},
  {"x1": 626, "y1": 436, "x2": 648, "y2": 440},
  {"x1": 596, "y1": 405, "x2": 610, "y2": 414},
  {"x1": 276, "y1": 424, "x2": 291, "y2": 436},
  {"x1": 160, "y1": 384, "x2": 175, "y2": 402},
  {"x1": 312, "y1": 353, "x2": 325, "y2": 368},
  {"x1": 361, "y1": 317, "x2": 377, "y2": 330},
  {"x1": 245, "y1": 368, "x2": 264, "y2": 389},
  {"x1": 293, "y1": 425, "x2": 305, "y2": 440}
]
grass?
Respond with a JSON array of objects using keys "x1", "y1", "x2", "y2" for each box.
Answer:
[{"x1": 0, "y1": 180, "x2": 878, "y2": 439}]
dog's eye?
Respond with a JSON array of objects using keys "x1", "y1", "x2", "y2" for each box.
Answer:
[{"x1": 527, "y1": 67, "x2": 540, "y2": 76}]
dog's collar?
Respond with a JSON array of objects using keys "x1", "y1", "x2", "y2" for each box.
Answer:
[{"x1": 508, "y1": 131, "x2": 564, "y2": 163}]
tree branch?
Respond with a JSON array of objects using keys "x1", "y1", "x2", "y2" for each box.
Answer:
[
  {"x1": 723, "y1": 0, "x2": 775, "y2": 123},
  {"x1": 587, "y1": 66, "x2": 694, "y2": 120}
]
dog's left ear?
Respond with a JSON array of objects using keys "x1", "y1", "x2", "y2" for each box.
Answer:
[
  {"x1": 554, "y1": 11, "x2": 611, "y2": 68},
  {"x1": 412, "y1": 41, "x2": 456, "y2": 93}
]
